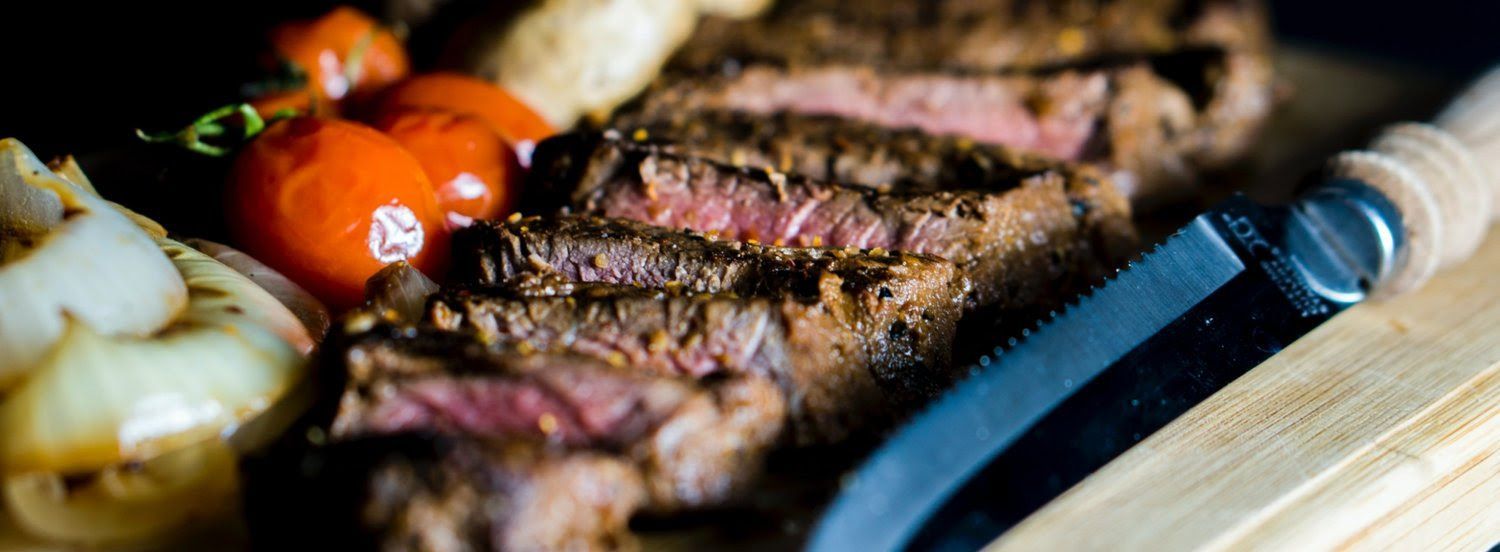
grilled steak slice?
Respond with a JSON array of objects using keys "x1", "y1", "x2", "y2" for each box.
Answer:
[
  {"x1": 623, "y1": 47, "x2": 1271, "y2": 207},
  {"x1": 448, "y1": 216, "x2": 969, "y2": 440},
  {"x1": 427, "y1": 280, "x2": 949, "y2": 443},
  {"x1": 654, "y1": 0, "x2": 1276, "y2": 207},
  {"x1": 610, "y1": 110, "x2": 1101, "y2": 195},
  {"x1": 449, "y1": 215, "x2": 969, "y2": 319},
  {"x1": 524, "y1": 134, "x2": 1135, "y2": 313},
  {"x1": 673, "y1": 0, "x2": 1269, "y2": 74},
  {"x1": 244, "y1": 435, "x2": 647, "y2": 551},
  {"x1": 324, "y1": 324, "x2": 784, "y2": 512}
]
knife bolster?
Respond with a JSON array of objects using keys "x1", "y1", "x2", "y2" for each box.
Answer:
[{"x1": 1292, "y1": 178, "x2": 1405, "y2": 302}]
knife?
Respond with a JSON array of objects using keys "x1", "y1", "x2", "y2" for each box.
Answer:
[{"x1": 808, "y1": 66, "x2": 1500, "y2": 551}]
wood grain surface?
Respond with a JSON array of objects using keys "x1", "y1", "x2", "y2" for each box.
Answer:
[{"x1": 988, "y1": 50, "x2": 1500, "y2": 552}]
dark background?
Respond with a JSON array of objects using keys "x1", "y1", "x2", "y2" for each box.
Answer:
[{"x1": 0, "y1": 1, "x2": 1496, "y2": 158}]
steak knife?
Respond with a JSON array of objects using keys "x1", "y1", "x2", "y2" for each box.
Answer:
[{"x1": 808, "y1": 66, "x2": 1500, "y2": 551}]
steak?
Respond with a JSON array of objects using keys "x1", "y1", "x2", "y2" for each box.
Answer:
[
  {"x1": 522, "y1": 134, "x2": 1136, "y2": 315},
  {"x1": 427, "y1": 279, "x2": 950, "y2": 443},
  {"x1": 449, "y1": 214, "x2": 970, "y2": 316},
  {"x1": 621, "y1": 0, "x2": 1276, "y2": 207},
  {"x1": 624, "y1": 49, "x2": 1271, "y2": 207},
  {"x1": 608, "y1": 110, "x2": 1101, "y2": 194},
  {"x1": 673, "y1": 0, "x2": 1270, "y2": 74},
  {"x1": 447, "y1": 216, "x2": 969, "y2": 442},
  {"x1": 323, "y1": 323, "x2": 785, "y2": 512},
  {"x1": 244, "y1": 434, "x2": 647, "y2": 551}
]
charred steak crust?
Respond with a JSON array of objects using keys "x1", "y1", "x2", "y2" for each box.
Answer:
[
  {"x1": 321, "y1": 324, "x2": 785, "y2": 513},
  {"x1": 447, "y1": 217, "x2": 970, "y2": 442},
  {"x1": 522, "y1": 134, "x2": 1136, "y2": 315}
]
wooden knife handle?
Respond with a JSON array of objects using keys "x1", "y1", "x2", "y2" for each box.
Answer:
[{"x1": 1328, "y1": 66, "x2": 1500, "y2": 298}]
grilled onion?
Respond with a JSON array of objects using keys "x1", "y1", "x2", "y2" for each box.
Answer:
[
  {"x1": 185, "y1": 238, "x2": 329, "y2": 346},
  {"x1": 0, "y1": 139, "x2": 187, "y2": 391},
  {"x1": 2, "y1": 440, "x2": 238, "y2": 547},
  {"x1": 0, "y1": 239, "x2": 305, "y2": 475}
]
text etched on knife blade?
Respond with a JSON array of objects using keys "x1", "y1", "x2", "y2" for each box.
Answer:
[{"x1": 1222, "y1": 213, "x2": 1330, "y2": 318}]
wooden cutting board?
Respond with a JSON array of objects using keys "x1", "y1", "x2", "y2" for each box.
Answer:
[{"x1": 989, "y1": 48, "x2": 1500, "y2": 551}]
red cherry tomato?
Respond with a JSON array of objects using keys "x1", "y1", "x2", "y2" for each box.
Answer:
[
  {"x1": 376, "y1": 72, "x2": 555, "y2": 153},
  {"x1": 373, "y1": 108, "x2": 519, "y2": 226},
  {"x1": 267, "y1": 6, "x2": 409, "y2": 108},
  {"x1": 225, "y1": 117, "x2": 447, "y2": 311}
]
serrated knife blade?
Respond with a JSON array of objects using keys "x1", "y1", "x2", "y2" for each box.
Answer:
[{"x1": 806, "y1": 185, "x2": 1404, "y2": 551}]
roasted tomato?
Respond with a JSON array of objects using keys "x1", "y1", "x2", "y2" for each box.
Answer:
[
  {"x1": 373, "y1": 108, "x2": 518, "y2": 226},
  {"x1": 267, "y1": 6, "x2": 409, "y2": 107},
  {"x1": 225, "y1": 117, "x2": 447, "y2": 311},
  {"x1": 375, "y1": 72, "x2": 554, "y2": 156}
]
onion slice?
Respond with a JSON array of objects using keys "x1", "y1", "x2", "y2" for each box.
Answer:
[
  {"x1": 0, "y1": 139, "x2": 187, "y2": 390},
  {"x1": 2, "y1": 439, "x2": 238, "y2": 547},
  {"x1": 184, "y1": 238, "x2": 329, "y2": 346},
  {"x1": 0, "y1": 240, "x2": 305, "y2": 475}
]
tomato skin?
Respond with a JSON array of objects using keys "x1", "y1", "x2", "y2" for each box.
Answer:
[
  {"x1": 226, "y1": 117, "x2": 447, "y2": 311},
  {"x1": 373, "y1": 109, "x2": 518, "y2": 225},
  {"x1": 268, "y1": 7, "x2": 409, "y2": 107},
  {"x1": 376, "y1": 73, "x2": 555, "y2": 149}
]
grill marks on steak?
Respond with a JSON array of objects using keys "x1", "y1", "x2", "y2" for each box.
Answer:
[
  {"x1": 324, "y1": 325, "x2": 785, "y2": 513},
  {"x1": 446, "y1": 216, "x2": 970, "y2": 442},
  {"x1": 525, "y1": 135, "x2": 1135, "y2": 312}
]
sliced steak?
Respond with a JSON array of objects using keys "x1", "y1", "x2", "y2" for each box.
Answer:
[
  {"x1": 631, "y1": 64, "x2": 1116, "y2": 162},
  {"x1": 448, "y1": 216, "x2": 969, "y2": 440},
  {"x1": 609, "y1": 110, "x2": 1101, "y2": 195},
  {"x1": 244, "y1": 435, "x2": 647, "y2": 552},
  {"x1": 323, "y1": 324, "x2": 785, "y2": 512},
  {"x1": 623, "y1": 47, "x2": 1272, "y2": 206},
  {"x1": 448, "y1": 215, "x2": 969, "y2": 328},
  {"x1": 673, "y1": 0, "x2": 1270, "y2": 74},
  {"x1": 427, "y1": 280, "x2": 948, "y2": 443},
  {"x1": 523, "y1": 135, "x2": 1135, "y2": 315},
  {"x1": 455, "y1": 214, "x2": 964, "y2": 292}
]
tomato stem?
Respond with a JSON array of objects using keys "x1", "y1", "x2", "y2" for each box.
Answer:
[{"x1": 135, "y1": 104, "x2": 267, "y2": 157}]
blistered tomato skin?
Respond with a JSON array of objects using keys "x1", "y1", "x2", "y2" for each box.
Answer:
[
  {"x1": 374, "y1": 109, "x2": 518, "y2": 225},
  {"x1": 226, "y1": 117, "x2": 447, "y2": 311},
  {"x1": 268, "y1": 7, "x2": 409, "y2": 105}
]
